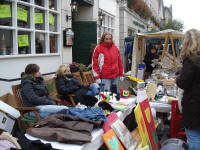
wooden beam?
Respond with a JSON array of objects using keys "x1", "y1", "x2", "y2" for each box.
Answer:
[
  {"x1": 135, "y1": 35, "x2": 139, "y2": 77},
  {"x1": 170, "y1": 35, "x2": 177, "y2": 66},
  {"x1": 161, "y1": 34, "x2": 169, "y2": 61}
]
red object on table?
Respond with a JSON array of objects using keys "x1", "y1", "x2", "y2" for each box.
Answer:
[{"x1": 171, "y1": 100, "x2": 186, "y2": 141}]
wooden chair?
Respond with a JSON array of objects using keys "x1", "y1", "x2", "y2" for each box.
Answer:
[
  {"x1": 45, "y1": 78, "x2": 62, "y2": 105},
  {"x1": 53, "y1": 77, "x2": 76, "y2": 107},
  {"x1": 82, "y1": 71, "x2": 95, "y2": 86},
  {"x1": 12, "y1": 84, "x2": 41, "y2": 130},
  {"x1": 72, "y1": 72, "x2": 83, "y2": 84}
]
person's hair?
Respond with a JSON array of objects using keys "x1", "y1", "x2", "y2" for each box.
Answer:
[
  {"x1": 22, "y1": 64, "x2": 40, "y2": 77},
  {"x1": 56, "y1": 64, "x2": 68, "y2": 76},
  {"x1": 98, "y1": 32, "x2": 114, "y2": 44},
  {"x1": 158, "y1": 41, "x2": 162, "y2": 45},
  {"x1": 181, "y1": 29, "x2": 200, "y2": 60},
  {"x1": 149, "y1": 45, "x2": 156, "y2": 51}
]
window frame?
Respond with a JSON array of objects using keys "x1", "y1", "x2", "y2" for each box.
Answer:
[
  {"x1": 98, "y1": 10, "x2": 115, "y2": 41},
  {"x1": 0, "y1": 0, "x2": 61, "y2": 58}
]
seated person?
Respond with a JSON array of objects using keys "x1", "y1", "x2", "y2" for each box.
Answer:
[
  {"x1": 144, "y1": 45, "x2": 159, "y2": 78},
  {"x1": 21, "y1": 64, "x2": 67, "y2": 118},
  {"x1": 56, "y1": 65, "x2": 100, "y2": 104}
]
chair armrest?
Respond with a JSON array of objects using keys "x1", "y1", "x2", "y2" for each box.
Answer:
[
  {"x1": 17, "y1": 107, "x2": 39, "y2": 111},
  {"x1": 67, "y1": 94, "x2": 75, "y2": 97},
  {"x1": 17, "y1": 107, "x2": 41, "y2": 122}
]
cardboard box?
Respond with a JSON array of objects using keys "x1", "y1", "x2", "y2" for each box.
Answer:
[
  {"x1": 0, "y1": 111, "x2": 15, "y2": 133},
  {"x1": 0, "y1": 93, "x2": 17, "y2": 108}
]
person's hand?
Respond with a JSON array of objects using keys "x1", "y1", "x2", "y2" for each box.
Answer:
[
  {"x1": 96, "y1": 78, "x2": 101, "y2": 84},
  {"x1": 120, "y1": 76, "x2": 124, "y2": 82}
]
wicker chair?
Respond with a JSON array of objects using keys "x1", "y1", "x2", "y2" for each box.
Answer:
[{"x1": 82, "y1": 71, "x2": 95, "y2": 86}]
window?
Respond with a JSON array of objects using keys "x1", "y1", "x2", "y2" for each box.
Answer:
[
  {"x1": 128, "y1": 28, "x2": 135, "y2": 36},
  {"x1": 98, "y1": 11, "x2": 115, "y2": 40},
  {"x1": 0, "y1": 0, "x2": 60, "y2": 56}
]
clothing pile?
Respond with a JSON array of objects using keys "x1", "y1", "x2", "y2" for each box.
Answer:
[{"x1": 26, "y1": 114, "x2": 103, "y2": 145}]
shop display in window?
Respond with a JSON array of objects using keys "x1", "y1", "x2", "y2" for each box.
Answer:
[
  {"x1": 17, "y1": 5, "x2": 30, "y2": 28},
  {"x1": 49, "y1": 0, "x2": 57, "y2": 10},
  {"x1": 35, "y1": 33, "x2": 45, "y2": 54},
  {"x1": 35, "y1": 9, "x2": 45, "y2": 30},
  {"x1": 0, "y1": 0, "x2": 60, "y2": 56},
  {"x1": 50, "y1": 34, "x2": 57, "y2": 53},
  {"x1": 34, "y1": 0, "x2": 44, "y2": 7},
  {"x1": 0, "y1": 30, "x2": 13, "y2": 55},
  {"x1": 49, "y1": 13, "x2": 57, "y2": 32},
  {"x1": 18, "y1": 31, "x2": 31, "y2": 54},
  {"x1": 20, "y1": 0, "x2": 30, "y2": 2},
  {"x1": 0, "y1": 2, "x2": 12, "y2": 26}
]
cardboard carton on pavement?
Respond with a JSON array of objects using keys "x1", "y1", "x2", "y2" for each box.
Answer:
[{"x1": 0, "y1": 93, "x2": 17, "y2": 108}]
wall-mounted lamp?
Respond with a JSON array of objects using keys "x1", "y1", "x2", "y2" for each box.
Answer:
[
  {"x1": 66, "y1": 14, "x2": 72, "y2": 22},
  {"x1": 71, "y1": 0, "x2": 78, "y2": 12},
  {"x1": 98, "y1": 11, "x2": 105, "y2": 26}
]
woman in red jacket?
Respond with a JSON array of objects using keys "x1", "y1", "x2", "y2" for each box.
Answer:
[{"x1": 92, "y1": 32, "x2": 124, "y2": 91}]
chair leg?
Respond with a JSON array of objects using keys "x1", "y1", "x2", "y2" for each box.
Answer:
[
  {"x1": 69, "y1": 96, "x2": 76, "y2": 107},
  {"x1": 33, "y1": 111, "x2": 41, "y2": 122}
]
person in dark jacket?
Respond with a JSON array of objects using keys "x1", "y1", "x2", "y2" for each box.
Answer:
[
  {"x1": 144, "y1": 45, "x2": 159, "y2": 78},
  {"x1": 56, "y1": 65, "x2": 100, "y2": 104},
  {"x1": 176, "y1": 29, "x2": 200, "y2": 150},
  {"x1": 21, "y1": 64, "x2": 67, "y2": 118}
]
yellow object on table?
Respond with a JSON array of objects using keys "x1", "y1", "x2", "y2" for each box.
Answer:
[{"x1": 128, "y1": 76, "x2": 144, "y2": 82}]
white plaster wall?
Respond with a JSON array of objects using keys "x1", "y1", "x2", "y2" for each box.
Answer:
[
  {"x1": 114, "y1": 2, "x2": 120, "y2": 48},
  {"x1": 75, "y1": 0, "x2": 99, "y2": 22},
  {"x1": 0, "y1": 0, "x2": 72, "y2": 96},
  {"x1": 165, "y1": 9, "x2": 172, "y2": 22},
  {"x1": 61, "y1": 0, "x2": 73, "y2": 65},
  {"x1": 99, "y1": 0, "x2": 116, "y2": 16},
  {"x1": 150, "y1": 0, "x2": 160, "y2": 20},
  {"x1": 0, "y1": 56, "x2": 61, "y2": 96}
]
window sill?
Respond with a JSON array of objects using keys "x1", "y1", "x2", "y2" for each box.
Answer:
[{"x1": 0, "y1": 53, "x2": 60, "y2": 59}]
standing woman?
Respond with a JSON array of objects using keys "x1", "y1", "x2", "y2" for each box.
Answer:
[
  {"x1": 92, "y1": 32, "x2": 124, "y2": 91},
  {"x1": 176, "y1": 29, "x2": 200, "y2": 150}
]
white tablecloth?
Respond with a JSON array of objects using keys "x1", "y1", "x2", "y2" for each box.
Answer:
[
  {"x1": 149, "y1": 101, "x2": 171, "y2": 113},
  {"x1": 25, "y1": 97, "x2": 136, "y2": 150}
]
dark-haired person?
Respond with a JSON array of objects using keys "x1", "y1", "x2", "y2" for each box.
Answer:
[
  {"x1": 144, "y1": 45, "x2": 159, "y2": 78},
  {"x1": 21, "y1": 64, "x2": 67, "y2": 118},
  {"x1": 92, "y1": 32, "x2": 124, "y2": 91}
]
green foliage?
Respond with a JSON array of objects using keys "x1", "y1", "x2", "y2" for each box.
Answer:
[
  {"x1": 161, "y1": 18, "x2": 184, "y2": 32},
  {"x1": 127, "y1": 0, "x2": 152, "y2": 20}
]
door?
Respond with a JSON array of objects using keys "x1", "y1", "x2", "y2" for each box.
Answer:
[{"x1": 72, "y1": 21, "x2": 97, "y2": 65}]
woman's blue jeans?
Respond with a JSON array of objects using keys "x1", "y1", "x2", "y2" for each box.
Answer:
[
  {"x1": 29, "y1": 105, "x2": 68, "y2": 118},
  {"x1": 185, "y1": 128, "x2": 200, "y2": 150},
  {"x1": 101, "y1": 78, "x2": 119, "y2": 91},
  {"x1": 86, "y1": 83, "x2": 100, "y2": 96}
]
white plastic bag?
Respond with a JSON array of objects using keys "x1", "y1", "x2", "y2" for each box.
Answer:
[{"x1": 177, "y1": 88, "x2": 184, "y2": 113}]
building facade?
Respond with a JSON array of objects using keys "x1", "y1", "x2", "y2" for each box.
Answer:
[{"x1": 0, "y1": 0, "x2": 121, "y2": 95}]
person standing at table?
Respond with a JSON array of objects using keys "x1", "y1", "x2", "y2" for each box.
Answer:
[
  {"x1": 92, "y1": 32, "x2": 124, "y2": 91},
  {"x1": 176, "y1": 29, "x2": 200, "y2": 150},
  {"x1": 144, "y1": 45, "x2": 159, "y2": 79}
]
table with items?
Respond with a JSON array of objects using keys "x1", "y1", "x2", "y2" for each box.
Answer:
[{"x1": 25, "y1": 95, "x2": 137, "y2": 150}]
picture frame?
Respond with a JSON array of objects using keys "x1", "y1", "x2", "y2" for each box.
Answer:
[{"x1": 111, "y1": 119, "x2": 137, "y2": 150}]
